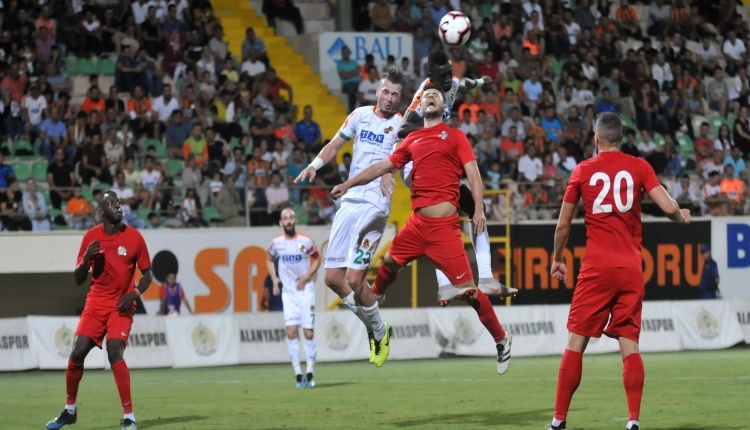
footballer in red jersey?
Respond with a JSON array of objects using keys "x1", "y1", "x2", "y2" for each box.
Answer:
[
  {"x1": 46, "y1": 191, "x2": 152, "y2": 430},
  {"x1": 546, "y1": 112, "x2": 691, "y2": 430},
  {"x1": 332, "y1": 85, "x2": 514, "y2": 375}
]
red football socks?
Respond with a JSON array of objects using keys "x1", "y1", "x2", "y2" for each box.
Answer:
[
  {"x1": 65, "y1": 358, "x2": 84, "y2": 405},
  {"x1": 622, "y1": 353, "x2": 644, "y2": 421},
  {"x1": 470, "y1": 290, "x2": 506, "y2": 343},
  {"x1": 111, "y1": 360, "x2": 133, "y2": 414},
  {"x1": 554, "y1": 349, "x2": 583, "y2": 422},
  {"x1": 372, "y1": 265, "x2": 398, "y2": 296}
]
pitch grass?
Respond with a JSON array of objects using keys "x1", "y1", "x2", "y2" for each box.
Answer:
[{"x1": 2, "y1": 350, "x2": 749, "y2": 430}]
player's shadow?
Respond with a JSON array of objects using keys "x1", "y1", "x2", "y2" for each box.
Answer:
[
  {"x1": 308, "y1": 381, "x2": 354, "y2": 389},
  {"x1": 135, "y1": 414, "x2": 208, "y2": 428},
  {"x1": 392, "y1": 408, "x2": 549, "y2": 427},
  {"x1": 650, "y1": 427, "x2": 745, "y2": 430}
]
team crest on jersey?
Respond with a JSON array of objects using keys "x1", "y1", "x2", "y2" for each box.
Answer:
[
  {"x1": 439, "y1": 131, "x2": 449, "y2": 140},
  {"x1": 362, "y1": 239, "x2": 370, "y2": 249},
  {"x1": 299, "y1": 244, "x2": 306, "y2": 253},
  {"x1": 118, "y1": 246, "x2": 127, "y2": 256},
  {"x1": 384, "y1": 126, "x2": 392, "y2": 134}
]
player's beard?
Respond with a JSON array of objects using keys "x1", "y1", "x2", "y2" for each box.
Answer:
[
  {"x1": 283, "y1": 224, "x2": 296, "y2": 236},
  {"x1": 423, "y1": 108, "x2": 442, "y2": 121}
]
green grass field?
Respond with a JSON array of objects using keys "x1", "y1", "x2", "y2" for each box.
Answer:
[{"x1": 3, "y1": 349, "x2": 749, "y2": 430}]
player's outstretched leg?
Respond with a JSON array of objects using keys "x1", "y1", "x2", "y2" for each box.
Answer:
[
  {"x1": 303, "y1": 329, "x2": 317, "y2": 388},
  {"x1": 467, "y1": 289, "x2": 512, "y2": 374},
  {"x1": 547, "y1": 335, "x2": 587, "y2": 430},
  {"x1": 46, "y1": 336, "x2": 95, "y2": 429},
  {"x1": 108, "y1": 340, "x2": 137, "y2": 430},
  {"x1": 326, "y1": 269, "x2": 375, "y2": 361},
  {"x1": 458, "y1": 183, "x2": 517, "y2": 298}
]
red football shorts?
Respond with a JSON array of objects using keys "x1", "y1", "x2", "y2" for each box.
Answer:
[
  {"x1": 75, "y1": 306, "x2": 134, "y2": 348},
  {"x1": 388, "y1": 212, "x2": 472, "y2": 285},
  {"x1": 567, "y1": 266, "x2": 644, "y2": 342}
]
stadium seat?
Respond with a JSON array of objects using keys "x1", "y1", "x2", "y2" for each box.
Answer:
[
  {"x1": 95, "y1": 183, "x2": 112, "y2": 192},
  {"x1": 676, "y1": 134, "x2": 694, "y2": 154},
  {"x1": 202, "y1": 205, "x2": 224, "y2": 226},
  {"x1": 81, "y1": 185, "x2": 94, "y2": 202},
  {"x1": 620, "y1": 115, "x2": 634, "y2": 130},
  {"x1": 31, "y1": 161, "x2": 48, "y2": 183},
  {"x1": 144, "y1": 139, "x2": 168, "y2": 158},
  {"x1": 166, "y1": 159, "x2": 184, "y2": 177},
  {"x1": 11, "y1": 140, "x2": 34, "y2": 157},
  {"x1": 11, "y1": 162, "x2": 30, "y2": 181},
  {"x1": 97, "y1": 57, "x2": 116, "y2": 75},
  {"x1": 709, "y1": 115, "x2": 727, "y2": 131},
  {"x1": 75, "y1": 57, "x2": 96, "y2": 75},
  {"x1": 137, "y1": 206, "x2": 151, "y2": 223}
]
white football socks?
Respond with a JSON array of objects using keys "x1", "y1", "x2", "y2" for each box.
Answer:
[
  {"x1": 124, "y1": 413, "x2": 135, "y2": 422},
  {"x1": 342, "y1": 292, "x2": 373, "y2": 332},
  {"x1": 286, "y1": 338, "x2": 301, "y2": 375},
  {"x1": 627, "y1": 420, "x2": 640, "y2": 429},
  {"x1": 65, "y1": 404, "x2": 76, "y2": 414},
  {"x1": 435, "y1": 269, "x2": 451, "y2": 287},
  {"x1": 469, "y1": 220, "x2": 494, "y2": 279},
  {"x1": 304, "y1": 338, "x2": 317, "y2": 374},
  {"x1": 362, "y1": 302, "x2": 385, "y2": 340}
]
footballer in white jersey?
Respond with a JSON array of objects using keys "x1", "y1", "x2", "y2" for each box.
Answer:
[
  {"x1": 294, "y1": 68, "x2": 405, "y2": 366},
  {"x1": 266, "y1": 208, "x2": 321, "y2": 388}
]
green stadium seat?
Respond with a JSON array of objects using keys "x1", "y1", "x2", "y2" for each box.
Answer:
[
  {"x1": 709, "y1": 115, "x2": 727, "y2": 131},
  {"x1": 65, "y1": 56, "x2": 76, "y2": 74},
  {"x1": 676, "y1": 134, "x2": 694, "y2": 154},
  {"x1": 42, "y1": 189, "x2": 51, "y2": 205},
  {"x1": 228, "y1": 137, "x2": 240, "y2": 150},
  {"x1": 97, "y1": 57, "x2": 116, "y2": 75},
  {"x1": 11, "y1": 140, "x2": 34, "y2": 157},
  {"x1": 144, "y1": 139, "x2": 168, "y2": 158},
  {"x1": 202, "y1": 205, "x2": 223, "y2": 226},
  {"x1": 654, "y1": 134, "x2": 665, "y2": 147},
  {"x1": 137, "y1": 206, "x2": 151, "y2": 223},
  {"x1": 10, "y1": 162, "x2": 30, "y2": 181},
  {"x1": 81, "y1": 185, "x2": 94, "y2": 202},
  {"x1": 620, "y1": 115, "x2": 634, "y2": 130},
  {"x1": 727, "y1": 113, "x2": 738, "y2": 129},
  {"x1": 166, "y1": 159, "x2": 184, "y2": 177},
  {"x1": 31, "y1": 161, "x2": 48, "y2": 183},
  {"x1": 75, "y1": 57, "x2": 96, "y2": 75}
]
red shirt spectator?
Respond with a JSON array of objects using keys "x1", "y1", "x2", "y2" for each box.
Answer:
[
  {"x1": 478, "y1": 52, "x2": 500, "y2": 82},
  {"x1": 0, "y1": 65, "x2": 29, "y2": 102},
  {"x1": 259, "y1": 70, "x2": 292, "y2": 105}
]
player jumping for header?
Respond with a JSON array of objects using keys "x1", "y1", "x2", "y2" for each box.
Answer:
[
  {"x1": 374, "y1": 49, "x2": 518, "y2": 304},
  {"x1": 294, "y1": 68, "x2": 405, "y2": 367},
  {"x1": 332, "y1": 84, "x2": 513, "y2": 375}
]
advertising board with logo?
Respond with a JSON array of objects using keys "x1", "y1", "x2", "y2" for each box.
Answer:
[
  {"x1": 164, "y1": 315, "x2": 239, "y2": 368},
  {"x1": 27, "y1": 316, "x2": 106, "y2": 369},
  {"x1": 117, "y1": 316, "x2": 172, "y2": 369},
  {"x1": 672, "y1": 300, "x2": 744, "y2": 349},
  {"x1": 728, "y1": 298, "x2": 750, "y2": 343},
  {"x1": 318, "y1": 32, "x2": 413, "y2": 92},
  {"x1": 711, "y1": 217, "x2": 750, "y2": 299},
  {"x1": 0, "y1": 317, "x2": 37, "y2": 370},
  {"x1": 315, "y1": 310, "x2": 371, "y2": 362},
  {"x1": 639, "y1": 301, "x2": 682, "y2": 352},
  {"x1": 235, "y1": 313, "x2": 289, "y2": 364}
]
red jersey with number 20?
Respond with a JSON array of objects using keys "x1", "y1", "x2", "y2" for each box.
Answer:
[
  {"x1": 563, "y1": 151, "x2": 661, "y2": 269},
  {"x1": 77, "y1": 225, "x2": 151, "y2": 309},
  {"x1": 390, "y1": 122, "x2": 476, "y2": 211}
]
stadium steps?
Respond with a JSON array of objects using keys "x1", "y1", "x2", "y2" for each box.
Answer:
[{"x1": 212, "y1": 0, "x2": 345, "y2": 139}]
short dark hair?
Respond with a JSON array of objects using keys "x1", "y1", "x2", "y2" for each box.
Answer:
[
  {"x1": 422, "y1": 83, "x2": 445, "y2": 102},
  {"x1": 427, "y1": 50, "x2": 450, "y2": 68},
  {"x1": 382, "y1": 67, "x2": 404, "y2": 86},
  {"x1": 594, "y1": 112, "x2": 623, "y2": 145}
]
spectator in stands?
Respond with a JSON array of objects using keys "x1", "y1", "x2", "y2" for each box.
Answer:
[
  {"x1": 651, "y1": 53, "x2": 674, "y2": 92},
  {"x1": 704, "y1": 171, "x2": 726, "y2": 215},
  {"x1": 0, "y1": 178, "x2": 31, "y2": 231},
  {"x1": 152, "y1": 84, "x2": 180, "y2": 126},
  {"x1": 720, "y1": 164, "x2": 746, "y2": 215},
  {"x1": 501, "y1": 106, "x2": 526, "y2": 140},
  {"x1": 209, "y1": 25, "x2": 228, "y2": 63},
  {"x1": 34, "y1": 26, "x2": 55, "y2": 64},
  {"x1": 287, "y1": 147, "x2": 308, "y2": 204},
  {"x1": 182, "y1": 187, "x2": 209, "y2": 228},
  {"x1": 210, "y1": 89, "x2": 242, "y2": 142},
  {"x1": 163, "y1": 4, "x2": 184, "y2": 37},
  {"x1": 540, "y1": 107, "x2": 562, "y2": 144},
  {"x1": 336, "y1": 46, "x2": 361, "y2": 112},
  {"x1": 46, "y1": 148, "x2": 75, "y2": 210},
  {"x1": 66, "y1": 186, "x2": 94, "y2": 230},
  {"x1": 81, "y1": 86, "x2": 106, "y2": 122},
  {"x1": 38, "y1": 107, "x2": 69, "y2": 162},
  {"x1": 104, "y1": 129, "x2": 125, "y2": 175},
  {"x1": 724, "y1": 146, "x2": 746, "y2": 175},
  {"x1": 21, "y1": 178, "x2": 50, "y2": 232},
  {"x1": 80, "y1": 132, "x2": 113, "y2": 186},
  {"x1": 698, "y1": 243, "x2": 720, "y2": 299},
  {"x1": 262, "y1": 0, "x2": 304, "y2": 34},
  {"x1": 0, "y1": 153, "x2": 13, "y2": 188},
  {"x1": 165, "y1": 110, "x2": 191, "y2": 158},
  {"x1": 215, "y1": 174, "x2": 245, "y2": 227},
  {"x1": 272, "y1": 139, "x2": 290, "y2": 172},
  {"x1": 159, "y1": 271, "x2": 194, "y2": 314},
  {"x1": 671, "y1": 173, "x2": 699, "y2": 213},
  {"x1": 249, "y1": 104, "x2": 273, "y2": 147},
  {"x1": 522, "y1": 69, "x2": 543, "y2": 117},
  {"x1": 259, "y1": 68, "x2": 293, "y2": 115},
  {"x1": 294, "y1": 105, "x2": 322, "y2": 149},
  {"x1": 116, "y1": 46, "x2": 141, "y2": 94},
  {"x1": 722, "y1": 30, "x2": 747, "y2": 76},
  {"x1": 182, "y1": 123, "x2": 208, "y2": 166},
  {"x1": 734, "y1": 106, "x2": 750, "y2": 158},
  {"x1": 265, "y1": 170, "x2": 290, "y2": 224},
  {"x1": 518, "y1": 144, "x2": 543, "y2": 183},
  {"x1": 140, "y1": 6, "x2": 165, "y2": 58},
  {"x1": 146, "y1": 212, "x2": 161, "y2": 229},
  {"x1": 501, "y1": 126, "x2": 524, "y2": 163},
  {"x1": 714, "y1": 124, "x2": 734, "y2": 153},
  {"x1": 1, "y1": 89, "x2": 24, "y2": 140},
  {"x1": 707, "y1": 67, "x2": 730, "y2": 118},
  {"x1": 729, "y1": 66, "x2": 748, "y2": 114},
  {"x1": 638, "y1": 130, "x2": 667, "y2": 174},
  {"x1": 371, "y1": 0, "x2": 392, "y2": 32},
  {"x1": 694, "y1": 122, "x2": 715, "y2": 163},
  {"x1": 128, "y1": 84, "x2": 153, "y2": 138},
  {"x1": 358, "y1": 65, "x2": 381, "y2": 107},
  {"x1": 242, "y1": 28, "x2": 269, "y2": 67},
  {"x1": 307, "y1": 176, "x2": 334, "y2": 225},
  {"x1": 1, "y1": 63, "x2": 28, "y2": 103},
  {"x1": 183, "y1": 154, "x2": 207, "y2": 204},
  {"x1": 22, "y1": 83, "x2": 47, "y2": 136},
  {"x1": 524, "y1": 182, "x2": 552, "y2": 220},
  {"x1": 241, "y1": 48, "x2": 268, "y2": 83},
  {"x1": 700, "y1": 150, "x2": 726, "y2": 180},
  {"x1": 635, "y1": 82, "x2": 663, "y2": 137}
]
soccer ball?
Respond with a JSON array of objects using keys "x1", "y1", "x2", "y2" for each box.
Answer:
[{"x1": 439, "y1": 12, "x2": 472, "y2": 47}]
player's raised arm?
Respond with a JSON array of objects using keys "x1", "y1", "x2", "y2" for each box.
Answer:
[
  {"x1": 458, "y1": 76, "x2": 492, "y2": 94},
  {"x1": 294, "y1": 133, "x2": 349, "y2": 184},
  {"x1": 647, "y1": 184, "x2": 692, "y2": 224},
  {"x1": 331, "y1": 158, "x2": 397, "y2": 199}
]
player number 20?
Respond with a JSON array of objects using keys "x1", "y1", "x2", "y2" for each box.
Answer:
[{"x1": 590, "y1": 171, "x2": 634, "y2": 214}]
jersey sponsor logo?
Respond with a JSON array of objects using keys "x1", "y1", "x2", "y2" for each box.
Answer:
[
  {"x1": 326, "y1": 256, "x2": 345, "y2": 262},
  {"x1": 359, "y1": 129, "x2": 387, "y2": 145},
  {"x1": 324, "y1": 318, "x2": 350, "y2": 350},
  {"x1": 191, "y1": 322, "x2": 217, "y2": 356},
  {"x1": 128, "y1": 332, "x2": 168, "y2": 347},
  {"x1": 240, "y1": 328, "x2": 287, "y2": 343},
  {"x1": 360, "y1": 121, "x2": 370, "y2": 125},
  {"x1": 118, "y1": 246, "x2": 128, "y2": 256},
  {"x1": 281, "y1": 254, "x2": 303, "y2": 262},
  {"x1": 53, "y1": 323, "x2": 74, "y2": 357},
  {"x1": 696, "y1": 308, "x2": 720, "y2": 339},
  {"x1": 0, "y1": 335, "x2": 29, "y2": 350}
]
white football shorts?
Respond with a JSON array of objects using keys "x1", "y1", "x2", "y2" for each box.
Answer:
[{"x1": 325, "y1": 200, "x2": 388, "y2": 271}]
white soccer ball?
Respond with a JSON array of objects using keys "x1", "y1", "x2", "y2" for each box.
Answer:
[{"x1": 439, "y1": 12, "x2": 472, "y2": 47}]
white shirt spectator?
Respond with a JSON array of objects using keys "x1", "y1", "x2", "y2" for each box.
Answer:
[
  {"x1": 701, "y1": 160, "x2": 724, "y2": 179},
  {"x1": 272, "y1": 150, "x2": 289, "y2": 171},
  {"x1": 694, "y1": 43, "x2": 719, "y2": 62},
  {"x1": 575, "y1": 89, "x2": 595, "y2": 107},
  {"x1": 522, "y1": 79, "x2": 543, "y2": 101},
  {"x1": 152, "y1": 95, "x2": 180, "y2": 123},
  {"x1": 523, "y1": 19, "x2": 545, "y2": 39},
  {"x1": 169, "y1": 0, "x2": 189, "y2": 20},
  {"x1": 723, "y1": 38, "x2": 746, "y2": 62},
  {"x1": 714, "y1": 138, "x2": 734, "y2": 152},
  {"x1": 671, "y1": 181, "x2": 697, "y2": 203},
  {"x1": 637, "y1": 140, "x2": 658, "y2": 154},
  {"x1": 703, "y1": 182, "x2": 721, "y2": 199},
  {"x1": 518, "y1": 154, "x2": 543, "y2": 182},
  {"x1": 22, "y1": 94, "x2": 47, "y2": 126},
  {"x1": 197, "y1": 57, "x2": 217, "y2": 81},
  {"x1": 82, "y1": 19, "x2": 101, "y2": 32},
  {"x1": 358, "y1": 79, "x2": 379, "y2": 104},
  {"x1": 565, "y1": 21, "x2": 581, "y2": 45},
  {"x1": 582, "y1": 62, "x2": 597, "y2": 81},
  {"x1": 139, "y1": 169, "x2": 161, "y2": 191},
  {"x1": 651, "y1": 63, "x2": 674, "y2": 89},
  {"x1": 498, "y1": 59, "x2": 519, "y2": 76},
  {"x1": 111, "y1": 185, "x2": 135, "y2": 215},
  {"x1": 648, "y1": 4, "x2": 670, "y2": 25},
  {"x1": 131, "y1": 0, "x2": 154, "y2": 25},
  {"x1": 552, "y1": 152, "x2": 577, "y2": 171},
  {"x1": 459, "y1": 121, "x2": 478, "y2": 137},
  {"x1": 501, "y1": 118, "x2": 526, "y2": 140},
  {"x1": 522, "y1": 1, "x2": 542, "y2": 21},
  {"x1": 241, "y1": 59, "x2": 266, "y2": 78},
  {"x1": 728, "y1": 74, "x2": 748, "y2": 101}
]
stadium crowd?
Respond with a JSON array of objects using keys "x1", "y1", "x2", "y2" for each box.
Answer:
[{"x1": 0, "y1": 0, "x2": 749, "y2": 232}]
